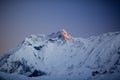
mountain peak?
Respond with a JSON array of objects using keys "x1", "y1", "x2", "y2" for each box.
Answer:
[
  {"x1": 61, "y1": 29, "x2": 72, "y2": 39},
  {"x1": 48, "y1": 29, "x2": 72, "y2": 40}
]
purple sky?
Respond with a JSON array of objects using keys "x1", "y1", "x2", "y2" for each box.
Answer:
[{"x1": 0, "y1": 0, "x2": 120, "y2": 54}]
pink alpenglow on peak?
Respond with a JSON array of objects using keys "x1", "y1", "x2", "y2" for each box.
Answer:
[{"x1": 61, "y1": 29, "x2": 72, "y2": 39}]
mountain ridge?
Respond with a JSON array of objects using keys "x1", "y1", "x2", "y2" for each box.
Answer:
[{"x1": 0, "y1": 31, "x2": 120, "y2": 80}]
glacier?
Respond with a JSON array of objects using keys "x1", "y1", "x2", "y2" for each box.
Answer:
[{"x1": 0, "y1": 31, "x2": 120, "y2": 80}]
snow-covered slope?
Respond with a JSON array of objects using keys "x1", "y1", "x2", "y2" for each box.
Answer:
[{"x1": 0, "y1": 31, "x2": 120, "y2": 80}]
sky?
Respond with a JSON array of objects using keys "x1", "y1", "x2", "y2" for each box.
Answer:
[{"x1": 0, "y1": 0, "x2": 120, "y2": 54}]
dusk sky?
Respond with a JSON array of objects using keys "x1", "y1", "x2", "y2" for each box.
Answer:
[{"x1": 0, "y1": 0, "x2": 120, "y2": 54}]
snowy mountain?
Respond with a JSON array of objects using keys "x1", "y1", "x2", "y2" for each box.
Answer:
[{"x1": 0, "y1": 31, "x2": 120, "y2": 80}]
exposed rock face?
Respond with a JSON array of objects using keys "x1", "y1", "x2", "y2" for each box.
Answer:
[{"x1": 61, "y1": 29, "x2": 71, "y2": 39}]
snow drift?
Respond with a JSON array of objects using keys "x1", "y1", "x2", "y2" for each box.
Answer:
[{"x1": 0, "y1": 30, "x2": 120, "y2": 80}]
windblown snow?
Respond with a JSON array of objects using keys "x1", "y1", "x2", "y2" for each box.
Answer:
[{"x1": 0, "y1": 31, "x2": 120, "y2": 80}]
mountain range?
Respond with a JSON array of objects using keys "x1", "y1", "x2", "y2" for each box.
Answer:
[{"x1": 0, "y1": 31, "x2": 120, "y2": 80}]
